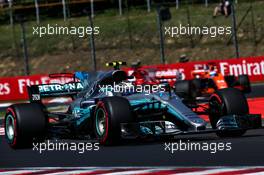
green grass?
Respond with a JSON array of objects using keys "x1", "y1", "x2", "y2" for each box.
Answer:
[
  {"x1": 0, "y1": 1, "x2": 263, "y2": 74},
  {"x1": 1, "y1": 2, "x2": 263, "y2": 55},
  {"x1": 0, "y1": 111, "x2": 5, "y2": 119}
]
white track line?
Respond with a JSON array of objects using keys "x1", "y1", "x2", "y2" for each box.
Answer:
[
  {"x1": 245, "y1": 172, "x2": 264, "y2": 175},
  {"x1": 100, "y1": 168, "x2": 166, "y2": 175},
  {"x1": 43, "y1": 169, "x2": 102, "y2": 175},
  {"x1": 172, "y1": 168, "x2": 250, "y2": 175},
  {"x1": 0, "y1": 170, "x2": 44, "y2": 175},
  {"x1": 0, "y1": 127, "x2": 4, "y2": 135}
]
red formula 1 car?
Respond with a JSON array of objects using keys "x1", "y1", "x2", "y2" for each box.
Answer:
[
  {"x1": 128, "y1": 60, "x2": 183, "y2": 87},
  {"x1": 174, "y1": 62, "x2": 251, "y2": 99},
  {"x1": 130, "y1": 61, "x2": 160, "y2": 86},
  {"x1": 105, "y1": 61, "x2": 159, "y2": 86}
]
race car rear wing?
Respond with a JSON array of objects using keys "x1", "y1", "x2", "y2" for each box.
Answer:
[
  {"x1": 27, "y1": 73, "x2": 84, "y2": 103},
  {"x1": 27, "y1": 82, "x2": 84, "y2": 103}
]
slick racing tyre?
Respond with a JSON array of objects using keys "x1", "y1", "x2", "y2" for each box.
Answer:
[
  {"x1": 191, "y1": 79, "x2": 202, "y2": 97},
  {"x1": 238, "y1": 75, "x2": 251, "y2": 93},
  {"x1": 174, "y1": 80, "x2": 198, "y2": 99},
  {"x1": 94, "y1": 96, "x2": 134, "y2": 145},
  {"x1": 224, "y1": 75, "x2": 236, "y2": 87},
  {"x1": 5, "y1": 103, "x2": 47, "y2": 148},
  {"x1": 209, "y1": 88, "x2": 248, "y2": 137}
]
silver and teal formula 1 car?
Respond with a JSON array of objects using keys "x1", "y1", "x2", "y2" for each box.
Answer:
[{"x1": 4, "y1": 68, "x2": 262, "y2": 148}]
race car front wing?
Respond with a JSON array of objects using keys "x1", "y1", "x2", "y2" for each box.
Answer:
[{"x1": 120, "y1": 114, "x2": 262, "y2": 138}]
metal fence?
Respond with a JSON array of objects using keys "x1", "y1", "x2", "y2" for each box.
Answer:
[
  {"x1": 0, "y1": 0, "x2": 263, "y2": 75},
  {"x1": 0, "y1": 0, "x2": 260, "y2": 25}
]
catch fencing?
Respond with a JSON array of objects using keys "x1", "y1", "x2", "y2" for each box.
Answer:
[{"x1": 0, "y1": 1, "x2": 263, "y2": 76}]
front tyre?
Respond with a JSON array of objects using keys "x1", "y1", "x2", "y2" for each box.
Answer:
[
  {"x1": 238, "y1": 75, "x2": 251, "y2": 93},
  {"x1": 94, "y1": 96, "x2": 134, "y2": 145},
  {"x1": 209, "y1": 88, "x2": 248, "y2": 137}
]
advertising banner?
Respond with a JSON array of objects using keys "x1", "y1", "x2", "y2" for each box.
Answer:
[
  {"x1": 0, "y1": 56, "x2": 263, "y2": 102},
  {"x1": 124, "y1": 56, "x2": 264, "y2": 83},
  {"x1": 0, "y1": 74, "x2": 73, "y2": 101}
]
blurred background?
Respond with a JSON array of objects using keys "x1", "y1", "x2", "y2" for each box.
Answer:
[{"x1": 0, "y1": 0, "x2": 263, "y2": 76}]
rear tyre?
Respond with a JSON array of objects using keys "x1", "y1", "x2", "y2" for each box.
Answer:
[
  {"x1": 209, "y1": 88, "x2": 248, "y2": 137},
  {"x1": 5, "y1": 103, "x2": 47, "y2": 148},
  {"x1": 224, "y1": 75, "x2": 236, "y2": 87},
  {"x1": 238, "y1": 75, "x2": 251, "y2": 93},
  {"x1": 94, "y1": 96, "x2": 134, "y2": 145}
]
